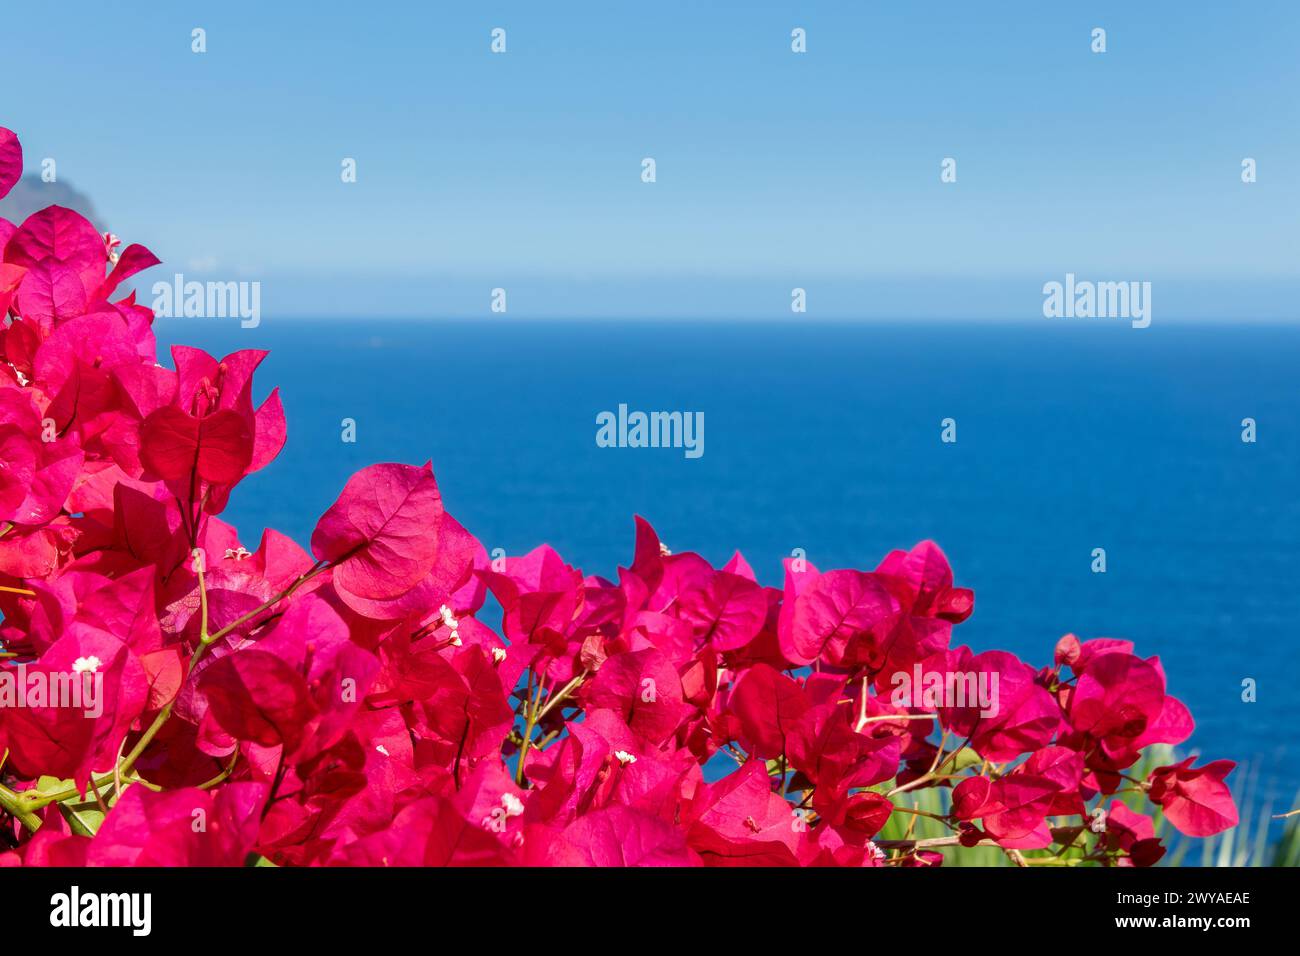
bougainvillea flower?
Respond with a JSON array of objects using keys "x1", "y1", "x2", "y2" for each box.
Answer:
[
  {"x1": 311, "y1": 461, "x2": 444, "y2": 605},
  {"x1": 796, "y1": 825, "x2": 889, "y2": 867},
  {"x1": 333, "y1": 794, "x2": 515, "y2": 866},
  {"x1": 1060, "y1": 650, "x2": 1193, "y2": 775},
  {"x1": 0, "y1": 120, "x2": 1242, "y2": 871},
  {"x1": 228, "y1": 594, "x2": 379, "y2": 761},
  {"x1": 686, "y1": 760, "x2": 802, "y2": 865},
  {"x1": 334, "y1": 512, "x2": 483, "y2": 622},
  {"x1": 580, "y1": 647, "x2": 691, "y2": 746},
  {"x1": 938, "y1": 648, "x2": 1058, "y2": 761},
  {"x1": 2, "y1": 821, "x2": 91, "y2": 867},
  {"x1": 0, "y1": 262, "x2": 25, "y2": 318},
  {"x1": 674, "y1": 568, "x2": 769, "y2": 653},
  {"x1": 727, "y1": 662, "x2": 809, "y2": 759},
  {"x1": 1018, "y1": 745, "x2": 1086, "y2": 816},
  {"x1": 789, "y1": 691, "x2": 901, "y2": 796},
  {"x1": 1103, "y1": 800, "x2": 1166, "y2": 867},
  {"x1": 4, "y1": 205, "x2": 106, "y2": 289},
  {"x1": 141, "y1": 404, "x2": 253, "y2": 484},
  {"x1": 788, "y1": 568, "x2": 899, "y2": 668},
  {"x1": 117, "y1": 347, "x2": 278, "y2": 525},
  {"x1": 952, "y1": 774, "x2": 1060, "y2": 848},
  {"x1": 534, "y1": 804, "x2": 700, "y2": 866},
  {"x1": 0, "y1": 389, "x2": 41, "y2": 518},
  {"x1": 0, "y1": 625, "x2": 149, "y2": 790},
  {"x1": 875, "y1": 540, "x2": 974, "y2": 623},
  {"x1": 982, "y1": 778, "x2": 1059, "y2": 847},
  {"x1": 86, "y1": 783, "x2": 268, "y2": 866},
  {"x1": 20, "y1": 566, "x2": 161, "y2": 657},
  {"x1": 1054, "y1": 635, "x2": 1134, "y2": 672},
  {"x1": 482, "y1": 544, "x2": 590, "y2": 670},
  {"x1": 404, "y1": 646, "x2": 516, "y2": 783},
  {"x1": 1147, "y1": 757, "x2": 1238, "y2": 836},
  {"x1": 0, "y1": 385, "x2": 83, "y2": 536},
  {"x1": 92, "y1": 243, "x2": 161, "y2": 305},
  {"x1": 200, "y1": 650, "x2": 318, "y2": 753},
  {"x1": 622, "y1": 515, "x2": 713, "y2": 610},
  {"x1": 4, "y1": 207, "x2": 111, "y2": 329},
  {"x1": 815, "y1": 788, "x2": 895, "y2": 842},
  {"x1": 0, "y1": 127, "x2": 21, "y2": 199}
]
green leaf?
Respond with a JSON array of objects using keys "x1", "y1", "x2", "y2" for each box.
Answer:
[
  {"x1": 59, "y1": 802, "x2": 104, "y2": 837},
  {"x1": 36, "y1": 774, "x2": 72, "y2": 793},
  {"x1": 947, "y1": 748, "x2": 982, "y2": 772}
]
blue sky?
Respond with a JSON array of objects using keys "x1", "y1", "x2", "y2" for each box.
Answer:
[{"x1": 2, "y1": 0, "x2": 1298, "y2": 318}]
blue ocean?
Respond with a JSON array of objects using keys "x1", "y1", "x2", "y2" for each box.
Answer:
[{"x1": 154, "y1": 317, "x2": 1300, "y2": 805}]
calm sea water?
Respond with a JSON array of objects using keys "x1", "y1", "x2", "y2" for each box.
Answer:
[{"x1": 153, "y1": 318, "x2": 1300, "y2": 804}]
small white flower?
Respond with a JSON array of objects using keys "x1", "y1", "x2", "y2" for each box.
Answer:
[
  {"x1": 224, "y1": 546, "x2": 252, "y2": 560},
  {"x1": 72, "y1": 656, "x2": 102, "y2": 675},
  {"x1": 375, "y1": 744, "x2": 391, "y2": 757},
  {"x1": 1088, "y1": 807, "x2": 1108, "y2": 833},
  {"x1": 492, "y1": 647, "x2": 507, "y2": 664},
  {"x1": 450, "y1": 630, "x2": 462, "y2": 647},
  {"x1": 658, "y1": 543, "x2": 672, "y2": 557},
  {"x1": 864, "y1": 840, "x2": 886, "y2": 861},
  {"x1": 501, "y1": 793, "x2": 524, "y2": 817},
  {"x1": 438, "y1": 604, "x2": 459, "y2": 630},
  {"x1": 613, "y1": 750, "x2": 637, "y2": 766}
]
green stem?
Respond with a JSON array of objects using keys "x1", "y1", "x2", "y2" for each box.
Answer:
[
  {"x1": 196, "y1": 558, "x2": 209, "y2": 642},
  {"x1": 534, "y1": 672, "x2": 587, "y2": 724},
  {"x1": 887, "y1": 736, "x2": 970, "y2": 797},
  {"x1": 196, "y1": 753, "x2": 239, "y2": 791},
  {"x1": 0, "y1": 783, "x2": 42, "y2": 831},
  {"x1": 514, "y1": 670, "x2": 544, "y2": 785}
]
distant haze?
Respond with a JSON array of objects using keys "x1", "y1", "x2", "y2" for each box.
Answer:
[{"x1": 4, "y1": 1, "x2": 1298, "y2": 319}]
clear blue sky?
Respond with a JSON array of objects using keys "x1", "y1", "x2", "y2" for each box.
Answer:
[{"x1": 2, "y1": 1, "x2": 1298, "y2": 319}]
